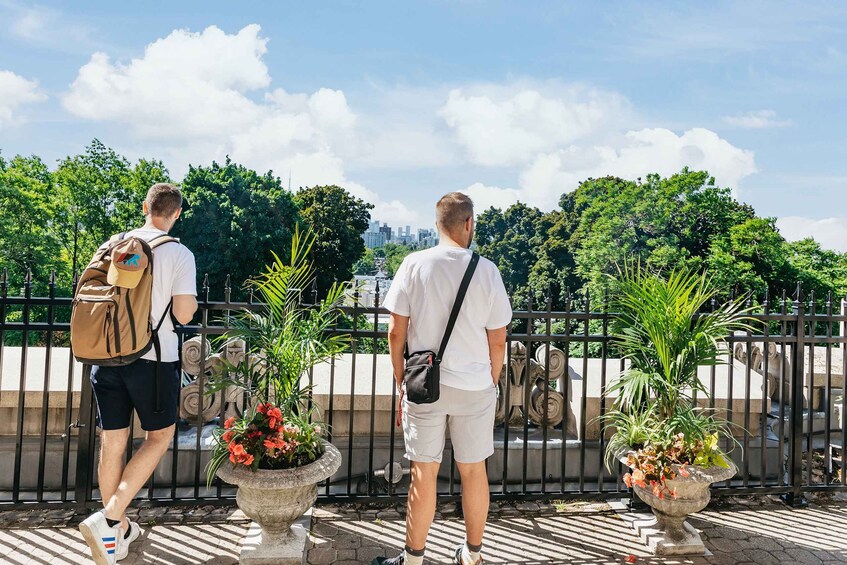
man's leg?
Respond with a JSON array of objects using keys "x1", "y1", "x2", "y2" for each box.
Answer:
[
  {"x1": 103, "y1": 425, "x2": 174, "y2": 523},
  {"x1": 406, "y1": 460, "x2": 440, "y2": 551},
  {"x1": 456, "y1": 461, "x2": 489, "y2": 547},
  {"x1": 98, "y1": 428, "x2": 129, "y2": 527}
]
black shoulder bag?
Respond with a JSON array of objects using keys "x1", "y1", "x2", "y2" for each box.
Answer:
[{"x1": 404, "y1": 251, "x2": 479, "y2": 404}]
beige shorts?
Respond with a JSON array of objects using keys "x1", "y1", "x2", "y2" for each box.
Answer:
[{"x1": 402, "y1": 383, "x2": 497, "y2": 464}]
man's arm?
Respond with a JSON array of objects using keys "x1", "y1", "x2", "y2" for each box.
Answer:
[
  {"x1": 388, "y1": 313, "x2": 410, "y2": 389},
  {"x1": 487, "y1": 326, "x2": 507, "y2": 385},
  {"x1": 172, "y1": 294, "x2": 198, "y2": 325}
]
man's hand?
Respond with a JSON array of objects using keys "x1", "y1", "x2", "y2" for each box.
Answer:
[{"x1": 396, "y1": 388, "x2": 404, "y2": 427}]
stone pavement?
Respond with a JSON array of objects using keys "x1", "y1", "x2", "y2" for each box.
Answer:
[{"x1": 2, "y1": 495, "x2": 847, "y2": 564}]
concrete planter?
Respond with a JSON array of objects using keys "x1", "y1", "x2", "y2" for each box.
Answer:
[
  {"x1": 627, "y1": 456, "x2": 737, "y2": 555},
  {"x1": 217, "y1": 442, "x2": 342, "y2": 564}
]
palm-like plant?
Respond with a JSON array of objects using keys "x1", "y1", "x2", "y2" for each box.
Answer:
[
  {"x1": 220, "y1": 227, "x2": 348, "y2": 409},
  {"x1": 603, "y1": 264, "x2": 754, "y2": 471},
  {"x1": 206, "y1": 227, "x2": 349, "y2": 484}
]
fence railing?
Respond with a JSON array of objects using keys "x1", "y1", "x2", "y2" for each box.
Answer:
[{"x1": 1, "y1": 271, "x2": 846, "y2": 509}]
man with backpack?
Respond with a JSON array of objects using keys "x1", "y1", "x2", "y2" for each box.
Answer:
[
  {"x1": 74, "y1": 183, "x2": 197, "y2": 565},
  {"x1": 376, "y1": 192, "x2": 512, "y2": 565}
]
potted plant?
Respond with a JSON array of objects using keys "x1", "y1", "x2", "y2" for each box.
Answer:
[
  {"x1": 206, "y1": 228, "x2": 345, "y2": 563},
  {"x1": 603, "y1": 265, "x2": 752, "y2": 556}
]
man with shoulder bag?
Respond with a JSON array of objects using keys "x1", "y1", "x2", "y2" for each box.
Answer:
[
  {"x1": 71, "y1": 183, "x2": 197, "y2": 565},
  {"x1": 376, "y1": 192, "x2": 512, "y2": 565}
]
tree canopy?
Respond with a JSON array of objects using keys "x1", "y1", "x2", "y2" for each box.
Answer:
[
  {"x1": 293, "y1": 185, "x2": 372, "y2": 297},
  {"x1": 174, "y1": 158, "x2": 302, "y2": 299}
]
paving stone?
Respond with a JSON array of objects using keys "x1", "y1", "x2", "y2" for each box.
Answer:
[
  {"x1": 307, "y1": 547, "x2": 338, "y2": 564},
  {"x1": 740, "y1": 548, "x2": 781, "y2": 564},
  {"x1": 748, "y1": 535, "x2": 784, "y2": 552},
  {"x1": 377, "y1": 510, "x2": 402, "y2": 521},
  {"x1": 336, "y1": 549, "x2": 356, "y2": 560},
  {"x1": 334, "y1": 533, "x2": 361, "y2": 549},
  {"x1": 311, "y1": 522, "x2": 338, "y2": 537},
  {"x1": 357, "y1": 546, "x2": 387, "y2": 562},
  {"x1": 785, "y1": 547, "x2": 823, "y2": 564},
  {"x1": 708, "y1": 537, "x2": 743, "y2": 553}
]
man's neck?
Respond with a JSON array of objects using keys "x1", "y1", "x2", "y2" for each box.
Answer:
[
  {"x1": 438, "y1": 234, "x2": 466, "y2": 249},
  {"x1": 142, "y1": 217, "x2": 170, "y2": 233}
]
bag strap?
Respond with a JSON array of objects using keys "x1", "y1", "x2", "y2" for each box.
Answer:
[
  {"x1": 150, "y1": 298, "x2": 174, "y2": 414},
  {"x1": 148, "y1": 234, "x2": 178, "y2": 249},
  {"x1": 435, "y1": 251, "x2": 479, "y2": 362}
]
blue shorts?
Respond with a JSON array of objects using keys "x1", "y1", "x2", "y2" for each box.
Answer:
[{"x1": 90, "y1": 359, "x2": 180, "y2": 431}]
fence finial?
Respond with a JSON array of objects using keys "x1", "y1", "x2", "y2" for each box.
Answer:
[{"x1": 49, "y1": 270, "x2": 56, "y2": 285}]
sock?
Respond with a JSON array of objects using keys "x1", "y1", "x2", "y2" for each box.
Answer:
[
  {"x1": 124, "y1": 526, "x2": 132, "y2": 539},
  {"x1": 404, "y1": 545, "x2": 425, "y2": 565},
  {"x1": 105, "y1": 517, "x2": 121, "y2": 528},
  {"x1": 462, "y1": 541, "x2": 482, "y2": 564}
]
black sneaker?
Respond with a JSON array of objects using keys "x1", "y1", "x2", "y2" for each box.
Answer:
[
  {"x1": 454, "y1": 545, "x2": 484, "y2": 565},
  {"x1": 372, "y1": 552, "x2": 404, "y2": 565}
]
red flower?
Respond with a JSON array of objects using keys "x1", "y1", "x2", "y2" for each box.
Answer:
[
  {"x1": 222, "y1": 430, "x2": 234, "y2": 443},
  {"x1": 224, "y1": 416, "x2": 236, "y2": 429},
  {"x1": 257, "y1": 403, "x2": 269, "y2": 414},
  {"x1": 264, "y1": 438, "x2": 277, "y2": 450}
]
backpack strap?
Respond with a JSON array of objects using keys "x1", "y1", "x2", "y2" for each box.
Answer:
[
  {"x1": 150, "y1": 298, "x2": 174, "y2": 414},
  {"x1": 149, "y1": 234, "x2": 178, "y2": 249}
]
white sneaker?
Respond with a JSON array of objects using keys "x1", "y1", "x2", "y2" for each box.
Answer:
[
  {"x1": 117, "y1": 521, "x2": 140, "y2": 561},
  {"x1": 79, "y1": 510, "x2": 120, "y2": 565}
]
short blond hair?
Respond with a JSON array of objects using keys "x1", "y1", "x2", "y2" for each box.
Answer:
[
  {"x1": 146, "y1": 183, "x2": 183, "y2": 218},
  {"x1": 436, "y1": 192, "x2": 473, "y2": 234}
]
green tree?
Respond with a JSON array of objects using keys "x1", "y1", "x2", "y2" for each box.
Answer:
[
  {"x1": 379, "y1": 243, "x2": 414, "y2": 277},
  {"x1": 53, "y1": 139, "x2": 170, "y2": 274},
  {"x1": 475, "y1": 203, "x2": 551, "y2": 307},
  {"x1": 706, "y1": 217, "x2": 789, "y2": 299},
  {"x1": 353, "y1": 247, "x2": 376, "y2": 276},
  {"x1": 570, "y1": 170, "x2": 755, "y2": 298},
  {"x1": 785, "y1": 238, "x2": 847, "y2": 301},
  {"x1": 174, "y1": 158, "x2": 301, "y2": 298},
  {"x1": 293, "y1": 185, "x2": 372, "y2": 296},
  {"x1": 0, "y1": 154, "x2": 64, "y2": 292}
]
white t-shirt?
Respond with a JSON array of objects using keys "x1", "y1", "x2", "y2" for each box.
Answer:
[
  {"x1": 383, "y1": 245, "x2": 512, "y2": 391},
  {"x1": 125, "y1": 228, "x2": 197, "y2": 363}
]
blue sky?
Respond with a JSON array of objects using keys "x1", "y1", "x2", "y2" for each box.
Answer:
[{"x1": 1, "y1": 1, "x2": 845, "y2": 249}]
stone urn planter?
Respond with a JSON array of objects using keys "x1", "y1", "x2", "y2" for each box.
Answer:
[
  {"x1": 628, "y1": 457, "x2": 738, "y2": 555},
  {"x1": 217, "y1": 442, "x2": 342, "y2": 564}
]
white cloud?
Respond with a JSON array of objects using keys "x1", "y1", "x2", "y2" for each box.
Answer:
[
  {"x1": 464, "y1": 127, "x2": 757, "y2": 212},
  {"x1": 722, "y1": 109, "x2": 792, "y2": 129},
  {"x1": 60, "y1": 24, "x2": 427, "y2": 225},
  {"x1": 776, "y1": 217, "x2": 847, "y2": 253},
  {"x1": 0, "y1": 70, "x2": 46, "y2": 127},
  {"x1": 1, "y1": 1, "x2": 97, "y2": 52},
  {"x1": 440, "y1": 83, "x2": 629, "y2": 167}
]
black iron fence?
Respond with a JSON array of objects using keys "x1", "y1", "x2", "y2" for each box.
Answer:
[{"x1": 1, "y1": 270, "x2": 846, "y2": 509}]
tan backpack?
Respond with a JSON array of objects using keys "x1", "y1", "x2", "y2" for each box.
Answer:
[{"x1": 71, "y1": 232, "x2": 177, "y2": 366}]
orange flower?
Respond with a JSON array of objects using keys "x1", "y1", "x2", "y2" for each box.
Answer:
[
  {"x1": 232, "y1": 443, "x2": 246, "y2": 457},
  {"x1": 242, "y1": 454, "x2": 254, "y2": 466},
  {"x1": 224, "y1": 416, "x2": 236, "y2": 429},
  {"x1": 229, "y1": 453, "x2": 237, "y2": 464},
  {"x1": 623, "y1": 473, "x2": 633, "y2": 488},
  {"x1": 678, "y1": 465, "x2": 690, "y2": 478},
  {"x1": 264, "y1": 438, "x2": 277, "y2": 450},
  {"x1": 222, "y1": 430, "x2": 234, "y2": 443}
]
